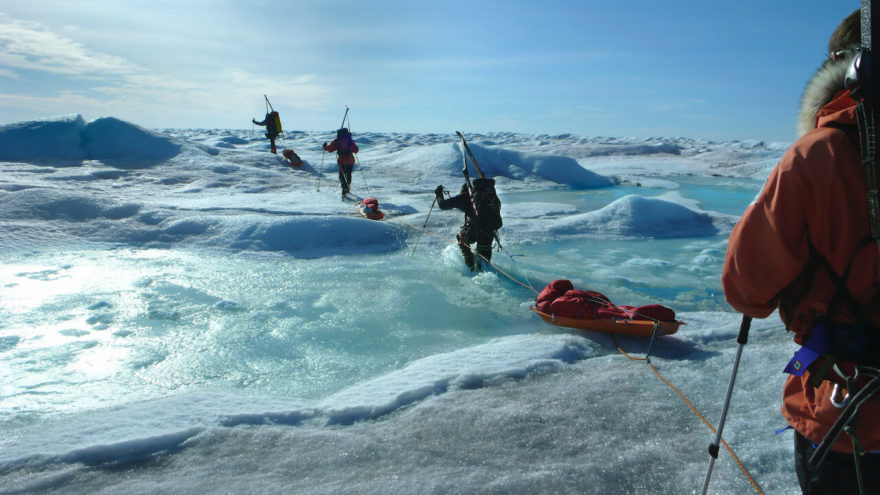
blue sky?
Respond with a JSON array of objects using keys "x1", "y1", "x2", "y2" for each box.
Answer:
[{"x1": 0, "y1": 1, "x2": 858, "y2": 141}]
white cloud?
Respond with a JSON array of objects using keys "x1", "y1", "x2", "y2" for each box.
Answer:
[
  {"x1": 0, "y1": 67, "x2": 19, "y2": 79},
  {"x1": 0, "y1": 18, "x2": 140, "y2": 77},
  {"x1": 0, "y1": 15, "x2": 337, "y2": 128}
]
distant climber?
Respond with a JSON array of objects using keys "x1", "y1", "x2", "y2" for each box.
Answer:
[
  {"x1": 323, "y1": 128, "x2": 359, "y2": 197},
  {"x1": 434, "y1": 178, "x2": 502, "y2": 271},
  {"x1": 253, "y1": 111, "x2": 280, "y2": 154}
]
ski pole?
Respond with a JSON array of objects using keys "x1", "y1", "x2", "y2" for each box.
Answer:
[
  {"x1": 410, "y1": 197, "x2": 437, "y2": 256},
  {"x1": 701, "y1": 315, "x2": 752, "y2": 495}
]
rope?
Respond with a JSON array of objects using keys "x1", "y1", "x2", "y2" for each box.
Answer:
[
  {"x1": 389, "y1": 216, "x2": 537, "y2": 292},
  {"x1": 390, "y1": 204, "x2": 762, "y2": 493},
  {"x1": 611, "y1": 334, "x2": 764, "y2": 494},
  {"x1": 493, "y1": 236, "x2": 536, "y2": 293}
]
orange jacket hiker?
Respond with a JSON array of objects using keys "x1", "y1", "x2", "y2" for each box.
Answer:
[{"x1": 722, "y1": 87, "x2": 880, "y2": 454}]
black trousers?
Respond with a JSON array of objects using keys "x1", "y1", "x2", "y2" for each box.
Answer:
[
  {"x1": 264, "y1": 133, "x2": 277, "y2": 153},
  {"x1": 338, "y1": 164, "x2": 353, "y2": 193},
  {"x1": 795, "y1": 431, "x2": 880, "y2": 494},
  {"x1": 458, "y1": 223, "x2": 493, "y2": 270}
]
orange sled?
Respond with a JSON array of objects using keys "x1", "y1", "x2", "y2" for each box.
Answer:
[{"x1": 529, "y1": 306, "x2": 682, "y2": 337}]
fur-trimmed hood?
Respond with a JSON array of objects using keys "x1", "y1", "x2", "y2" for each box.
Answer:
[{"x1": 797, "y1": 52, "x2": 858, "y2": 137}]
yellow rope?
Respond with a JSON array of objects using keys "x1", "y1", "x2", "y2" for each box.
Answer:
[{"x1": 612, "y1": 334, "x2": 764, "y2": 495}]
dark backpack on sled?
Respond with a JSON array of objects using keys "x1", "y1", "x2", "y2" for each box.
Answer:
[{"x1": 472, "y1": 177, "x2": 502, "y2": 230}]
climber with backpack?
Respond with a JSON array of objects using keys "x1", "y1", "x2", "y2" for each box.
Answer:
[
  {"x1": 323, "y1": 128, "x2": 359, "y2": 197},
  {"x1": 434, "y1": 177, "x2": 502, "y2": 272},
  {"x1": 252, "y1": 111, "x2": 281, "y2": 154},
  {"x1": 722, "y1": 8, "x2": 880, "y2": 494}
]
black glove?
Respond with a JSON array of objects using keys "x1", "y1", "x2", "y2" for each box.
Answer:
[
  {"x1": 434, "y1": 185, "x2": 444, "y2": 197},
  {"x1": 323, "y1": 142, "x2": 328, "y2": 148},
  {"x1": 252, "y1": 118, "x2": 257, "y2": 124}
]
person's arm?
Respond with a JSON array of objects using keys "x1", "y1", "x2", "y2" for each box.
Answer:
[
  {"x1": 437, "y1": 193, "x2": 467, "y2": 212},
  {"x1": 722, "y1": 150, "x2": 810, "y2": 318},
  {"x1": 323, "y1": 139, "x2": 338, "y2": 152}
]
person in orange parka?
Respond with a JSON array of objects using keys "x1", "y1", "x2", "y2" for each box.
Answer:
[
  {"x1": 722, "y1": 10, "x2": 880, "y2": 494},
  {"x1": 323, "y1": 128, "x2": 359, "y2": 197}
]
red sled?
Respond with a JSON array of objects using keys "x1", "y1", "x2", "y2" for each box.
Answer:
[
  {"x1": 282, "y1": 149, "x2": 302, "y2": 166},
  {"x1": 531, "y1": 279, "x2": 682, "y2": 337},
  {"x1": 359, "y1": 197, "x2": 385, "y2": 220}
]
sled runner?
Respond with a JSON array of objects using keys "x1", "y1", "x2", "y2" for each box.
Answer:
[{"x1": 529, "y1": 306, "x2": 681, "y2": 337}]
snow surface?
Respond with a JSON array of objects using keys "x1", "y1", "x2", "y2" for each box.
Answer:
[{"x1": 0, "y1": 115, "x2": 804, "y2": 494}]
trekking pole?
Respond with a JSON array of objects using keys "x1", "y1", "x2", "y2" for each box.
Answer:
[
  {"x1": 410, "y1": 197, "x2": 437, "y2": 256},
  {"x1": 701, "y1": 315, "x2": 753, "y2": 495},
  {"x1": 317, "y1": 147, "x2": 325, "y2": 191}
]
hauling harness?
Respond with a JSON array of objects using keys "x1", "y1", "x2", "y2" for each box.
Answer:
[{"x1": 800, "y1": 233, "x2": 880, "y2": 490}]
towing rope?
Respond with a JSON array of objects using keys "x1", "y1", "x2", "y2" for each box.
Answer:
[
  {"x1": 612, "y1": 334, "x2": 764, "y2": 494},
  {"x1": 390, "y1": 216, "x2": 536, "y2": 292},
  {"x1": 380, "y1": 211, "x2": 765, "y2": 494}
]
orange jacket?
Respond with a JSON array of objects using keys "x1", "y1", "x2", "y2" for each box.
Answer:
[
  {"x1": 722, "y1": 90, "x2": 880, "y2": 453},
  {"x1": 323, "y1": 138, "x2": 358, "y2": 166}
]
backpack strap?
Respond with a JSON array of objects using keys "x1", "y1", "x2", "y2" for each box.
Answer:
[
  {"x1": 801, "y1": 236, "x2": 878, "y2": 386},
  {"x1": 825, "y1": 121, "x2": 859, "y2": 149}
]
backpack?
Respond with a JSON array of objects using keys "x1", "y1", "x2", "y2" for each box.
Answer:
[
  {"x1": 267, "y1": 111, "x2": 281, "y2": 134},
  {"x1": 336, "y1": 128, "x2": 354, "y2": 156},
  {"x1": 471, "y1": 177, "x2": 502, "y2": 230}
]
